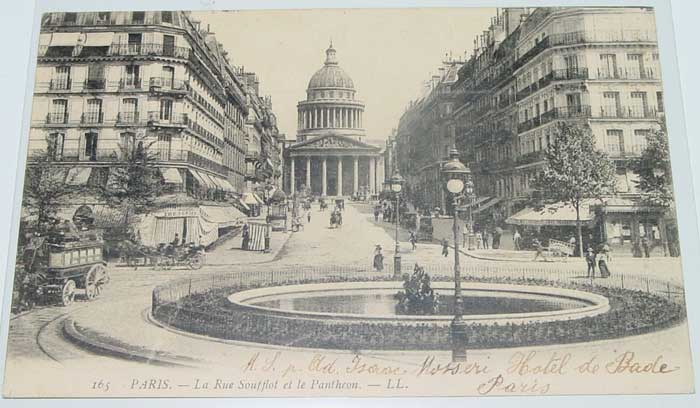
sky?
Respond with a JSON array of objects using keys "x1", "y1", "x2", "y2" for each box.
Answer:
[{"x1": 191, "y1": 8, "x2": 497, "y2": 142}]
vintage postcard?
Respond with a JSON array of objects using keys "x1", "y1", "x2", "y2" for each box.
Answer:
[{"x1": 1, "y1": 6, "x2": 695, "y2": 397}]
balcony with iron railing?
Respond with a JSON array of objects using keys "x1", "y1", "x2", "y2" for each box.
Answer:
[
  {"x1": 595, "y1": 67, "x2": 659, "y2": 81},
  {"x1": 514, "y1": 29, "x2": 656, "y2": 71},
  {"x1": 149, "y1": 77, "x2": 190, "y2": 93},
  {"x1": 186, "y1": 118, "x2": 224, "y2": 149},
  {"x1": 517, "y1": 105, "x2": 592, "y2": 134},
  {"x1": 116, "y1": 112, "x2": 142, "y2": 126},
  {"x1": 597, "y1": 106, "x2": 660, "y2": 119},
  {"x1": 108, "y1": 43, "x2": 191, "y2": 59},
  {"x1": 147, "y1": 111, "x2": 188, "y2": 127},
  {"x1": 515, "y1": 151, "x2": 546, "y2": 166},
  {"x1": 116, "y1": 78, "x2": 143, "y2": 90},
  {"x1": 48, "y1": 79, "x2": 71, "y2": 91},
  {"x1": 83, "y1": 78, "x2": 106, "y2": 91},
  {"x1": 80, "y1": 112, "x2": 104, "y2": 125},
  {"x1": 518, "y1": 68, "x2": 590, "y2": 102},
  {"x1": 28, "y1": 147, "x2": 227, "y2": 175},
  {"x1": 45, "y1": 113, "x2": 69, "y2": 125}
]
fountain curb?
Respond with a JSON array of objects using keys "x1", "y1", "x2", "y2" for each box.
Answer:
[{"x1": 62, "y1": 317, "x2": 197, "y2": 368}]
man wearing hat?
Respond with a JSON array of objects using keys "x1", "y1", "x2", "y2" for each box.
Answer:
[{"x1": 585, "y1": 247, "x2": 597, "y2": 278}]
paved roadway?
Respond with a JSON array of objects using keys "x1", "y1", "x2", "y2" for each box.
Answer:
[{"x1": 2, "y1": 202, "x2": 690, "y2": 396}]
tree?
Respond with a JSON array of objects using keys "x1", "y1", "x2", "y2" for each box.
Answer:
[
  {"x1": 537, "y1": 122, "x2": 617, "y2": 257},
  {"x1": 630, "y1": 123, "x2": 673, "y2": 207},
  {"x1": 96, "y1": 135, "x2": 163, "y2": 224},
  {"x1": 21, "y1": 151, "x2": 81, "y2": 234}
]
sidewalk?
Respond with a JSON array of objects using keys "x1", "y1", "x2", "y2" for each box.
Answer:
[{"x1": 205, "y1": 226, "x2": 292, "y2": 266}]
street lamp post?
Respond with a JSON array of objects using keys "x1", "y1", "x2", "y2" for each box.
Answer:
[
  {"x1": 390, "y1": 172, "x2": 404, "y2": 278},
  {"x1": 442, "y1": 146, "x2": 471, "y2": 361}
]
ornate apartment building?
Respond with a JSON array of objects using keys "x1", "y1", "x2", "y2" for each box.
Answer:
[
  {"x1": 395, "y1": 59, "x2": 462, "y2": 212},
  {"x1": 30, "y1": 11, "x2": 280, "y2": 202},
  {"x1": 397, "y1": 7, "x2": 669, "y2": 252}
]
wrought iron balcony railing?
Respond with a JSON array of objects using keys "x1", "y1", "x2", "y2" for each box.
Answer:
[
  {"x1": 81, "y1": 112, "x2": 104, "y2": 124},
  {"x1": 108, "y1": 43, "x2": 190, "y2": 59}
]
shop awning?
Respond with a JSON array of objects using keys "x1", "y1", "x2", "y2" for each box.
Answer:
[
  {"x1": 198, "y1": 172, "x2": 218, "y2": 189},
  {"x1": 188, "y1": 169, "x2": 207, "y2": 186},
  {"x1": 65, "y1": 167, "x2": 92, "y2": 185},
  {"x1": 506, "y1": 201, "x2": 595, "y2": 227},
  {"x1": 472, "y1": 197, "x2": 502, "y2": 214},
  {"x1": 200, "y1": 205, "x2": 247, "y2": 227},
  {"x1": 160, "y1": 167, "x2": 183, "y2": 184},
  {"x1": 237, "y1": 198, "x2": 251, "y2": 211},
  {"x1": 216, "y1": 177, "x2": 235, "y2": 192},
  {"x1": 242, "y1": 192, "x2": 264, "y2": 205}
]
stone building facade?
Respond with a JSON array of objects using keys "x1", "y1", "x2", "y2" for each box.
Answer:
[
  {"x1": 396, "y1": 7, "x2": 671, "y2": 254},
  {"x1": 285, "y1": 44, "x2": 384, "y2": 197}
]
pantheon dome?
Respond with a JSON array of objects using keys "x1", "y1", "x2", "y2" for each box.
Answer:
[
  {"x1": 296, "y1": 43, "x2": 365, "y2": 142},
  {"x1": 286, "y1": 44, "x2": 383, "y2": 199}
]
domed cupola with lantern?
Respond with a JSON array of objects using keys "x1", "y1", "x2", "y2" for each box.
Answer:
[{"x1": 286, "y1": 43, "x2": 384, "y2": 198}]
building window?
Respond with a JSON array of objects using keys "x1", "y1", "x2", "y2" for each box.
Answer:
[
  {"x1": 132, "y1": 11, "x2": 145, "y2": 24},
  {"x1": 127, "y1": 33, "x2": 142, "y2": 54},
  {"x1": 602, "y1": 92, "x2": 620, "y2": 117},
  {"x1": 52, "y1": 66, "x2": 71, "y2": 90},
  {"x1": 160, "y1": 99, "x2": 173, "y2": 121},
  {"x1": 630, "y1": 92, "x2": 649, "y2": 117},
  {"x1": 120, "y1": 132, "x2": 136, "y2": 159},
  {"x1": 157, "y1": 134, "x2": 172, "y2": 160},
  {"x1": 627, "y1": 54, "x2": 645, "y2": 79},
  {"x1": 564, "y1": 54, "x2": 579, "y2": 72},
  {"x1": 84, "y1": 132, "x2": 98, "y2": 161},
  {"x1": 124, "y1": 65, "x2": 140, "y2": 88},
  {"x1": 634, "y1": 129, "x2": 651, "y2": 153},
  {"x1": 50, "y1": 99, "x2": 68, "y2": 123},
  {"x1": 86, "y1": 64, "x2": 105, "y2": 89},
  {"x1": 599, "y1": 54, "x2": 618, "y2": 79},
  {"x1": 85, "y1": 99, "x2": 102, "y2": 124},
  {"x1": 63, "y1": 12, "x2": 77, "y2": 25},
  {"x1": 161, "y1": 11, "x2": 173, "y2": 24},
  {"x1": 96, "y1": 12, "x2": 110, "y2": 24},
  {"x1": 121, "y1": 98, "x2": 138, "y2": 122},
  {"x1": 657, "y1": 91, "x2": 664, "y2": 112},
  {"x1": 606, "y1": 129, "x2": 624, "y2": 155},
  {"x1": 47, "y1": 132, "x2": 65, "y2": 160},
  {"x1": 163, "y1": 35, "x2": 175, "y2": 57},
  {"x1": 162, "y1": 66, "x2": 175, "y2": 87}
]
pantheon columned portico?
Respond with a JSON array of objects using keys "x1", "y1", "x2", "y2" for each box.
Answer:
[{"x1": 285, "y1": 43, "x2": 384, "y2": 197}]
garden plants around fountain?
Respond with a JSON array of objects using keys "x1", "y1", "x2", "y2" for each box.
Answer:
[{"x1": 153, "y1": 273, "x2": 686, "y2": 351}]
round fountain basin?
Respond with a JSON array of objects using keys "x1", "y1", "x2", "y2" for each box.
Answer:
[{"x1": 227, "y1": 281, "x2": 609, "y2": 325}]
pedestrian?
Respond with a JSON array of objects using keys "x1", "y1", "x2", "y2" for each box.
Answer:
[
  {"x1": 307, "y1": 210, "x2": 311, "y2": 223},
  {"x1": 598, "y1": 254, "x2": 611, "y2": 278},
  {"x1": 532, "y1": 238, "x2": 548, "y2": 262},
  {"x1": 373, "y1": 244, "x2": 384, "y2": 271},
  {"x1": 601, "y1": 242, "x2": 612, "y2": 262},
  {"x1": 374, "y1": 207, "x2": 380, "y2": 222},
  {"x1": 569, "y1": 235, "x2": 577, "y2": 257},
  {"x1": 641, "y1": 236, "x2": 650, "y2": 258},
  {"x1": 585, "y1": 247, "x2": 597, "y2": 278},
  {"x1": 482, "y1": 230, "x2": 491, "y2": 249},
  {"x1": 441, "y1": 238, "x2": 449, "y2": 257},
  {"x1": 410, "y1": 231, "x2": 417, "y2": 250},
  {"x1": 241, "y1": 224, "x2": 250, "y2": 250},
  {"x1": 462, "y1": 224, "x2": 469, "y2": 248},
  {"x1": 513, "y1": 229, "x2": 522, "y2": 250},
  {"x1": 475, "y1": 232, "x2": 483, "y2": 249},
  {"x1": 493, "y1": 227, "x2": 502, "y2": 250}
]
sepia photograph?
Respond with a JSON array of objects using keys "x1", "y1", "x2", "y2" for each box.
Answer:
[{"x1": 0, "y1": 4, "x2": 696, "y2": 398}]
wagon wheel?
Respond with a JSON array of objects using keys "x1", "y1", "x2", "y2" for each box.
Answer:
[
  {"x1": 61, "y1": 280, "x2": 76, "y2": 306},
  {"x1": 85, "y1": 264, "x2": 106, "y2": 300},
  {"x1": 188, "y1": 253, "x2": 204, "y2": 270}
]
